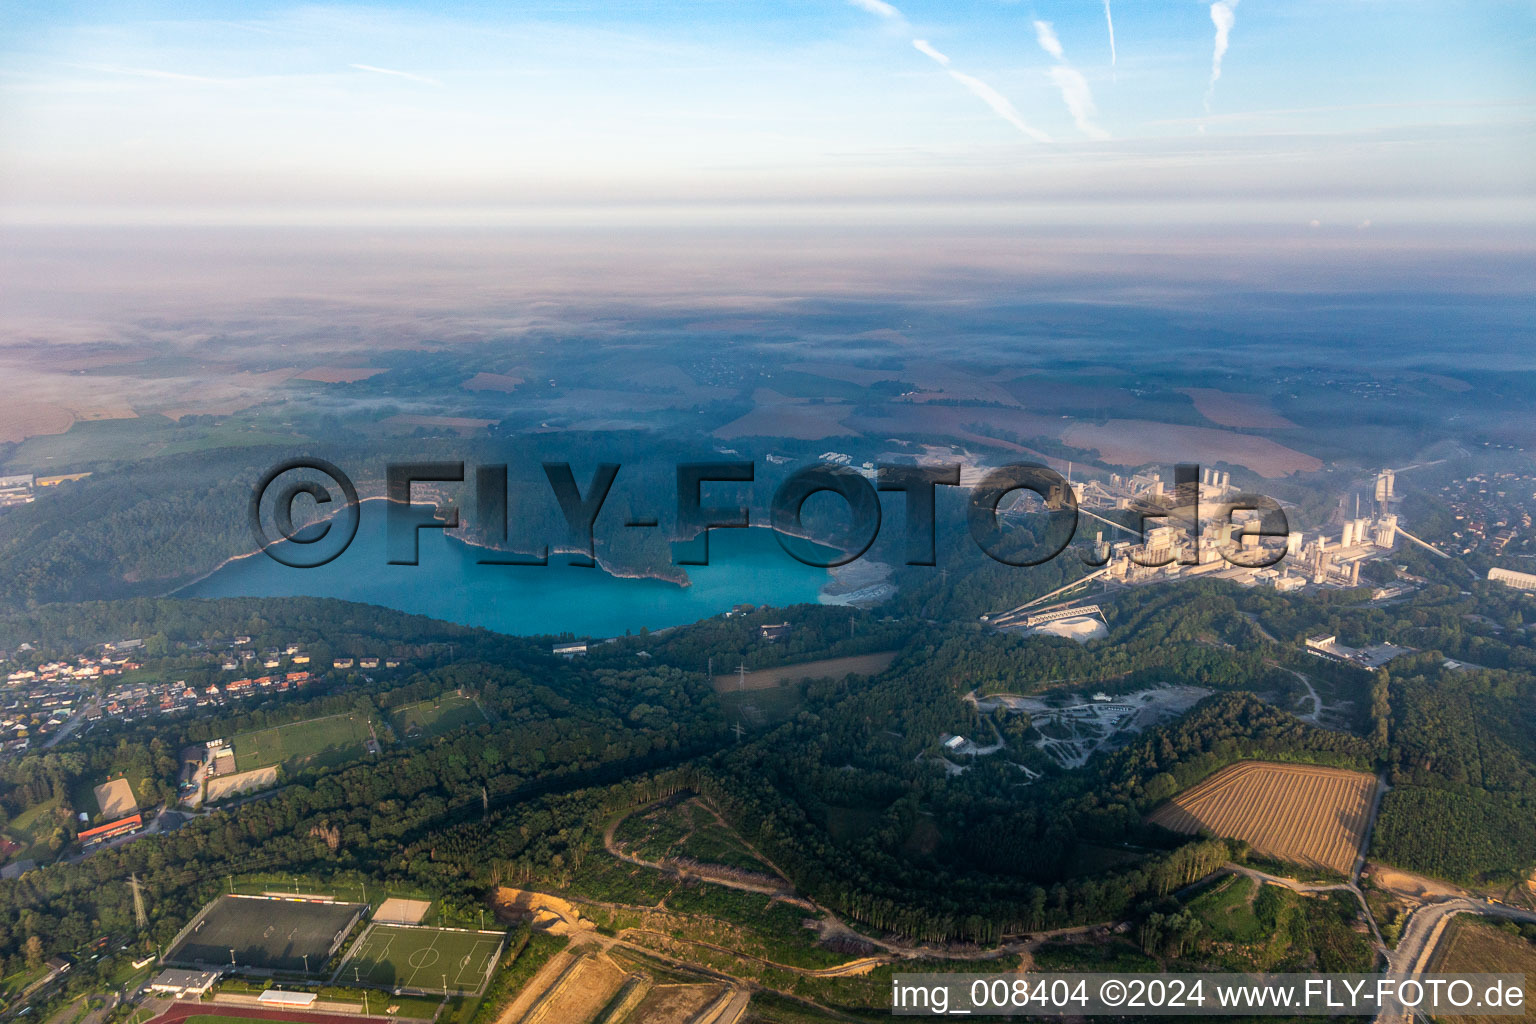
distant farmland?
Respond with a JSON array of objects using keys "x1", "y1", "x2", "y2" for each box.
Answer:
[{"x1": 1149, "y1": 762, "x2": 1377, "y2": 876}]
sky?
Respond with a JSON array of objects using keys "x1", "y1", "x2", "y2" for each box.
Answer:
[{"x1": 0, "y1": 1, "x2": 1533, "y2": 224}]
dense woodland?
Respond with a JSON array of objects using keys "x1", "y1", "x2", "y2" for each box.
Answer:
[
  {"x1": 0, "y1": 591, "x2": 1351, "y2": 972},
  {"x1": 0, "y1": 436, "x2": 867, "y2": 608},
  {"x1": 1, "y1": 520, "x2": 1535, "y2": 979}
]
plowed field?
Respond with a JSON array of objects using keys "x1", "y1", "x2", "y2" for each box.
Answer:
[{"x1": 1149, "y1": 762, "x2": 1377, "y2": 875}]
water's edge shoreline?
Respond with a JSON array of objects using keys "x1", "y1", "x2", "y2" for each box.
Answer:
[{"x1": 169, "y1": 499, "x2": 893, "y2": 632}]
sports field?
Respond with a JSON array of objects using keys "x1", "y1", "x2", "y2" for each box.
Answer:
[
  {"x1": 387, "y1": 693, "x2": 486, "y2": 741},
  {"x1": 1149, "y1": 761, "x2": 1377, "y2": 875},
  {"x1": 335, "y1": 925, "x2": 503, "y2": 995},
  {"x1": 233, "y1": 713, "x2": 375, "y2": 773},
  {"x1": 166, "y1": 895, "x2": 364, "y2": 973},
  {"x1": 93, "y1": 778, "x2": 139, "y2": 819}
]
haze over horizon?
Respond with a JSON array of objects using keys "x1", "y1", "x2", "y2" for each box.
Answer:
[
  {"x1": 0, "y1": 2, "x2": 1532, "y2": 465},
  {"x1": 1, "y1": 0, "x2": 1532, "y2": 225}
]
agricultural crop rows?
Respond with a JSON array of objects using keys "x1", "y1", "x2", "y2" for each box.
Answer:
[{"x1": 1149, "y1": 762, "x2": 1377, "y2": 875}]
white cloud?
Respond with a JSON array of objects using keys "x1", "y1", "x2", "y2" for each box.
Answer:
[
  {"x1": 847, "y1": 0, "x2": 903, "y2": 22},
  {"x1": 1205, "y1": 1, "x2": 1238, "y2": 112},
  {"x1": 911, "y1": 38, "x2": 950, "y2": 67},
  {"x1": 1033, "y1": 21, "x2": 1065, "y2": 61},
  {"x1": 348, "y1": 63, "x2": 443, "y2": 87},
  {"x1": 1033, "y1": 21, "x2": 1108, "y2": 139},
  {"x1": 1049, "y1": 66, "x2": 1110, "y2": 140}
]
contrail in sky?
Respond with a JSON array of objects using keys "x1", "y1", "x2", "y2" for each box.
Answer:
[
  {"x1": 1102, "y1": 0, "x2": 1117, "y2": 69},
  {"x1": 848, "y1": 0, "x2": 1050, "y2": 142},
  {"x1": 914, "y1": 39, "x2": 1052, "y2": 142}
]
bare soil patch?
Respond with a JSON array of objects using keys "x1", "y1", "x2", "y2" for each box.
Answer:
[
  {"x1": 204, "y1": 765, "x2": 278, "y2": 802},
  {"x1": 493, "y1": 887, "x2": 592, "y2": 934},
  {"x1": 625, "y1": 983, "x2": 724, "y2": 1024},
  {"x1": 1179, "y1": 388, "x2": 1299, "y2": 429},
  {"x1": 0, "y1": 402, "x2": 73, "y2": 442},
  {"x1": 1365, "y1": 863, "x2": 1463, "y2": 900},
  {"x1": 92, "y1": 778, "x2": 138, "y2": 819},
  {"x1": 375, "y1": 897, "x2": 432, "y2": 925},
  {"x1": 1062, "y1": 420, "x2": 1322, "y2": 478},
  {"x1": 524, "y1": 953, "x2": 626, "y2": 1024}
]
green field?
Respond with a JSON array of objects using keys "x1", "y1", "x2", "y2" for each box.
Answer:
[
  {"x1": 4, "y1": 415, "x2": 311, "y2": 472},
  {"x1": 233, "y1": 712, "x2": 376, "y2": 772},
  {"x1": 337, "y1": 925, "x2": 504, "y2": 995},
  {"x1": 3, "y1": 795, "x2": 66, "y2": 862},
  {"x1": 1188, "y1": 875, "x2": 1269, "y2": 945},
  {"x1": 1178, "y1": 874, "x2": 1372, "y2": 972},
  {"x1": 0, "y1": 963, "x2": 50, "y2": 1001},
  {"x1": 388, "y1": 692, "x2": 486, "y2": 741}
]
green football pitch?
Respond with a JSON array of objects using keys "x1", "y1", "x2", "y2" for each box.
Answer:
[
  {"x1": 233, "y1": 712, "x2": 374, "y2": 772},
  {"x1": 336, "y1": 925, "x2": 503, "y2": 995},
  {"x1": 387, "y1": 693, "x2": 486, "y2": 741}
]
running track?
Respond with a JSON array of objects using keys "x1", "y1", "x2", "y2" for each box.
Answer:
[{"x1": 146, "y1": 1000, "x2": 402, "y2": 1024}]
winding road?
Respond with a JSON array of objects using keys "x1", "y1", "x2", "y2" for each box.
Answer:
[{"x1": 1375, "y1": 897, "x2": 1536, "y2": 1024}]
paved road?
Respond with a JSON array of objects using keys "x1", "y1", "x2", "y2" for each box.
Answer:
[
  {"x1": 697, "y1": 987, "x2": 751, "y2": 1024},
  {"x1": 42, "y1": 699, "x2": 98, "y2": 749},
  {"x1": 1226, "y1": 861, "x2": 1536, "y2": 1024},
  {"x1": 1375, "y1": 898, "x2": 1536, "y2": 1024}
]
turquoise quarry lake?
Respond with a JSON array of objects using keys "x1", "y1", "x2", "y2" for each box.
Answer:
[{"x1": 183, "y1": 515, "x2": 832, "y2": 638}]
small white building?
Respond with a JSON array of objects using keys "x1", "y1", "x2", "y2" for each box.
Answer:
[
  {"x1": 150, "y1": 969, "x2": 221, "y2": 998},
  {"x1": 942, "y1": 735, "x2": 966, "y2": 752}
]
